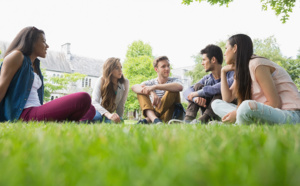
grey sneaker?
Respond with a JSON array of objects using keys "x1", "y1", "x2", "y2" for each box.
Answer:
[
  {"x1": 208, "y1": 120, "x2": 224, "y2": 125},
  {"x1": 190, "y1": 119, "x2": 200, "y2": 124},
  {"x1": 153, "y1": 118, "x2": 163, "y2": 124},
  {"x1": 167, "y1": 119, "x2": 187, "y2": 124}
]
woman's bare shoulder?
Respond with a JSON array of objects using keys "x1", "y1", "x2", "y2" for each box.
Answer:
[{"x1": 3, "y1": 50, "x2": 24, "y2": 68}]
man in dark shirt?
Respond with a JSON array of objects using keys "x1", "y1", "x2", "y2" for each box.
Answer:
[{"x1": 183, "y1": 44, "x2": 234, "y2": 123}]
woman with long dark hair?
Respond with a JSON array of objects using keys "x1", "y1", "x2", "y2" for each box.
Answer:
[
  {"x1": 211, "y1": 34, "x2": 300, "y2": 124},
  {"x1": 92, "y1": 57, "x2": 129, "y2": 123},
  {"x1": 0, "y1": 26, "x2": 95, "y2": 122}
]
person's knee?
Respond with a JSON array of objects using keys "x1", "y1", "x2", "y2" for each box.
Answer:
[
  {"x1": 211, "y1": 99, "x2": 223, "y2": 111},
  {"x1": 78, "y1": 92, "x2": 91, "y2": 103},
  {"x1": 236, "y1": 100, "x2": 254, "y2": 122}
]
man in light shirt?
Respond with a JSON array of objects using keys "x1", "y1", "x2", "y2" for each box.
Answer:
[{"x1": 132, "y1": 56, "x2": 183, "y2": 124}]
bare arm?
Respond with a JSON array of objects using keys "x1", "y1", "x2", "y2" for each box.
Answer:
[
  {"x1": 154, "y1": 82, "x2": 183, "y2": 92},
  {"x1": 221, "y1": 65, "x2": 236, "y2": 102},
  {"x1": 0, "y1": 51, "x2": 23, "y2": 103},
  {"x1": 255, "y1": 65, "x2": 281, "y2": 108},
  {"x1": 131, "y1": 84, "x2": 146, "y2": 94}
]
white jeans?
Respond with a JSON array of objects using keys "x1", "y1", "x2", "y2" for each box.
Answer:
[{"x1": 211, "y1": 99, "x2": 300, "y2": 125}]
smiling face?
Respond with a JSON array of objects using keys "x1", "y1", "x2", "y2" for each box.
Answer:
[
  {"x1": 155, "y1": 60, "x2": 170, "y2": 78},
  {"x1": 32, "y1": 33, "x2": 49, "y2": 58}
]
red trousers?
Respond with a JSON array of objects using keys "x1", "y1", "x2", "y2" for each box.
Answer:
[{"x1": 20, "y1": 92, "x2": 95, "y2": 122}]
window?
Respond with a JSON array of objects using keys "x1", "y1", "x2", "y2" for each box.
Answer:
[
  {"x1": 82, "y1": 78, "x2": 84, "y2": 87},
  {"x1": 85, "y1": 78, "x2": 88, "y2": 87},
  {"x1": 51, "y1": 96, "x2": 54, "y2": 100},
  {"x1": 89, "y1": 79, "x2": 91, "y2": 87}
]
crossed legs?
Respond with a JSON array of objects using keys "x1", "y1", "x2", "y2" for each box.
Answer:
[{"x1": 137, "y1": 91, "x2": 180, "y2": 123}]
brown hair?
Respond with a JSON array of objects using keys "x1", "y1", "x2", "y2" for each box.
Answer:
[
  {"x1": 100, "y1": 57, "x2": 125, "y2": 113},
  {"x1": 4, "y1": 26, "x2": 45, "y2": 57},
  {"x1": 153, "y1": 56, "x2": 169, "y2": 68},
  {"x1": 228, "y1": 34, "x2": 253, "y2": 105}
]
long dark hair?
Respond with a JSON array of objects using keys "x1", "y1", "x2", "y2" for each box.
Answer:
[
  {"x1": 101, "y1": 57, "x2": 125, "y2": 112},
  {"x1": 228, "y1": 34, "x2": 253, "y2": 105},
  {"x1": 4, "y1": 26, "x2": 44, "y2": 57}
]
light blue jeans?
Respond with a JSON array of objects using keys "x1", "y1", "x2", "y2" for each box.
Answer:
[
  {"x1": 92, "y1": 110, "x2": 123, "y2": 123},
  {"x1": 211, "y1": 99, "x2": 300, "y2": 125}
]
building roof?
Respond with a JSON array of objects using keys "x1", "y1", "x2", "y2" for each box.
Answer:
[{"x1": 0, "y1": 41, "x2": 104, "y2": 77}]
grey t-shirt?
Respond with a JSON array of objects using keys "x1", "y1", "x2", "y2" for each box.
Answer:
[{"x1": 141, "y1": 77, "x2": 183, "y2": 98}]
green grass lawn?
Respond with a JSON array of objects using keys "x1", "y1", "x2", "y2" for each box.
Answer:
[{"x1": 0, "y1": 121, "x2": 300, "y2": 186}]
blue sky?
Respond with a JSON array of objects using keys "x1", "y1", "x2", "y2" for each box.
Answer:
[{"x1": 0, "y1": 0, "x2": 299, "y2": 68}]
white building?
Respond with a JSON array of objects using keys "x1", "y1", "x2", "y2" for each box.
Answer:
[
  {"x1": 172, "y1": 65, "x2": 195, "y2": 102},
  {"x1": 0, "y1": 42, "x2": 104, "y2": 101}
]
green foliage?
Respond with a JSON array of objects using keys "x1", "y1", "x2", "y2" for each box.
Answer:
[
  {"x1": 185, "y1": 40, "x2": 226, "y2": 83},
  {"x1": 1, "y1": 123, "x2": 300, "y2": 185},
  {"x1": 280, "y1": 58, "x2": 300, "y2": 89},
  {"x1": 42, "y1": 69, "x2": 51, "y2": 102},
  {"x1": 253, "y1": 35, "x2": 284, "y2": 63},
  {"x1": 181, "y1": 0, "x2": 297, "y2": 23},
  {"x1": 0, "y1": 49, "x2": 2, "y2": 63},
  {"x1": 253, "y1": 36, "x2": 300, "y2": 89},
  {"x1": 185, "y1": 54, "x2": 208, "y2": 83},
  {"x1": 123, "y1": 41, "x2": 156, "y2": 111},
  {"x1": 125, "y1": 40, "x2": 153, "y2": 58},
  {"x1": 43, "y1": 71, "x2": 86, "y2": 102}
]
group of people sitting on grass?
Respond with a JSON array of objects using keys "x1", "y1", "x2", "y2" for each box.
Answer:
[{"x1": 1, "y1": 26, "x2": 300, "y2": 125}]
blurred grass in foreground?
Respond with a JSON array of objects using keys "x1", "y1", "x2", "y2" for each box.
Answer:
[{"x1": 0, "y1": 121, "x2": 300, "y2": 186}]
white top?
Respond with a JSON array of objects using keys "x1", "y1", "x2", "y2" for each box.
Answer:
[
  {"x1": 92, "y1": 77, "x2": 129, "y2": 117},
  {"x1": 141, "y1": 77, "x2": 183, "y2": 98},
  {"x1": 24, "y1": 72, "x2": 42, "y2": 108}
]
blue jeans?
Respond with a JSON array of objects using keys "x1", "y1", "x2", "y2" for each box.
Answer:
[
  {"x1": 92, "y1": 110, "x2": 123, "y2": 123},
  {"x1": 211, "y1": 99, "x2": 300, "y2": 125}
]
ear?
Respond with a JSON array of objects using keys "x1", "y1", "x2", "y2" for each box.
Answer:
[
  {"x1": 211, "y1": 56, "x2": 216, "y2": 64},
  {"x1": 154, "y1": 67, "x2": 158, "y2": 73},
  {"x1": 233, "y1": 44, "x2": 237, "y2": 53}
]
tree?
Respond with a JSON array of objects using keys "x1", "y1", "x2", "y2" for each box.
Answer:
[
  {"x1": 185, "y1": 54, "x2": 207, "y2": 84},
  {"x1": 123, "y1": 41, "x2": 157, "y2": 113},
  {"x1": 0, "y1": 49, "x2": 2, "y2": 63},
  {"x1": 43, "y1": 71, "x2": 86, "y2": 102},
  {"x1": 253, "y1": 36, "x2": 284, "y2": 63},
  {"x1": 181, "y1": 0, "x2": 297, "y2": 23},
  {"x1": 185, "y1": 40, "x2": 225, "y2": 83}
]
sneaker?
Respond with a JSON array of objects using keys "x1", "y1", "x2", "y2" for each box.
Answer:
[
  {"x1": 198, "y1": 114, "x2": 211, "y2": 124},
  {"x1": 190, "y1": 119, "x2": 200, "y2": 124},
  {"x1": 136, "y1": 119, "x2": 148, "y2": 124},
  {"x1": 184, "y1": 115, "x2": 195, "y2": 122},
  {"x1": 168, "y1": 119, "x2": 185, "y2": 124},
  {"x1": 153, "y1": 118, "x2": 163, "y2": 124},
  {"x1": 208, "y1": 120, "x2": 224, "y2": 125}
]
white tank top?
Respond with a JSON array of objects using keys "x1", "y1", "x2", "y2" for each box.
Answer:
[{"x1": 24, "y1": 72, "x2": 42, "y2": 108}]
